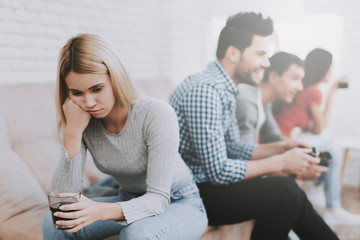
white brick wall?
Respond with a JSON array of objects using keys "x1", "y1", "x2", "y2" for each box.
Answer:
[
  {"x1": 0, "y1": 0, "x2": 212, "y2": 86},
  {"x1": 1, "y1": 0, "x2": 359, "y2": 186},
  {"x1": 302, "y1": 0, "x2": 360, "y2": 187},
  {"x1": 0, "y1": 0, "x2": 166, "y2": 84}
]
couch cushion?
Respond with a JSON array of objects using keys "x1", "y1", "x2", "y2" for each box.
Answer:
[
  {"x1": 0, "y1": 109, "x2": 10, "y2": 149},
  {"x1": 0, "y1": 83, "x2": 58, "y2": 146},
  {"x1": 134, "y1": 78, "x2": 175, "y2": 101},
  {"x1": 0, "y1": 83, "x2": 60, "y2": 193},
  {"x1": 0, "y1": 83, "x2": 107, "y2": 192},
  {"x1": 12, "y1": 140, "x2": 61, "y2": 194},
  {"x1": 0, "y1": 150, "x2": 48, "y2": 240}
]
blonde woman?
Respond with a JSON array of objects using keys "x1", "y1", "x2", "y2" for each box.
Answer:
[{"x1": 42, "y1": 33, "x2": 207, "y2": 240}]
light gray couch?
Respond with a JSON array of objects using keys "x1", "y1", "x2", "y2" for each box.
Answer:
[{"x1": 0, "y1": 80, "x2": 252, "y2": 240}]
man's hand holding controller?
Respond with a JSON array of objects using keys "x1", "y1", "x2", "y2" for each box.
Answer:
[
  {"x1": 308, "y1": 146, "x2": 331, "y2": 167},
  {"x1": 295, "y1": 146, "x2": 330, "y2": 181}
]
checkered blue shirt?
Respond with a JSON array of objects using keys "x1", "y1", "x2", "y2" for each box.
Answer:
[{"x1": 169, "y1": 61, "x2": 256, "y2": 185}]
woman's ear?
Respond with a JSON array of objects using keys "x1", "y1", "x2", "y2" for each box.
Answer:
[{"x1": 224, "y1": 46, "x2": 241, "y2": 63}]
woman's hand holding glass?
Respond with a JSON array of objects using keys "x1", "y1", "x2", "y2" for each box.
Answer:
[
  {"x1": 54, "y1": 195, "x2": 123, "y2": 233},
  {"x1": 53, "y1": 195, "x2": 108, "y2": 233}
]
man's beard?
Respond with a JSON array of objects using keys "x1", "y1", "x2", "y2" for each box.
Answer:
[{"x1": 233, "y1": 66, "x2": 257, "y2": 87}]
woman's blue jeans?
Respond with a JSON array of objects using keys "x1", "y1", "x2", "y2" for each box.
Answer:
[
  {"x1": 42, "y1": 174, "x2": 208, "y2": 240},
  {"x1": 297, "y1": 129, "x2": 343, "y2": 208}
]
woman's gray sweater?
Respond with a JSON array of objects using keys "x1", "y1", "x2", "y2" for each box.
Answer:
[{"x1": 51, "y1": 96, "x2": 190, "y2": 224}]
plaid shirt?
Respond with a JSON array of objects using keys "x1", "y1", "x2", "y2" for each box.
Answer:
[{"x1": 169, "y1": 61, "x2": 256, "y2": 185}]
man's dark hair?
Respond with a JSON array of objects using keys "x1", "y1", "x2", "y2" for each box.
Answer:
[
  {"x1": 263, "y1": 52, "x2": 304, "y2": 82},
  {"x1": 302, "y1": 48, "x2": 333, "y2": 88},
  {"x1": 216, "y1": 12, "x2": 273, "y2": 59}
]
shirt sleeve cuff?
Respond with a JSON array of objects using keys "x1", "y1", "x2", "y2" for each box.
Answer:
[
  {"x1": 118, "y1": 200, "x2": 150, "y2": 225},
  {"x1": 239, "y1": 141, "x2": 257, "y2": 160}
]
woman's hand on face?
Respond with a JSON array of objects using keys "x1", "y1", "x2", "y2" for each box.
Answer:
[
  {"x1": 53, "y1": 195, "x2": 102, "y2": 233},
  {"x1": 63, "y1": 98, "x2": 91, "y2": 134}
]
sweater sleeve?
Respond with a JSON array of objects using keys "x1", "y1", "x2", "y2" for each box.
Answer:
[
  {"x1": 236, "y1": 97, "x2": 259, "y2": 143},
  {"x1": 51, "y1": 127, "x2": 87, "y2": 192},
  {"x1": 119, "y1": 101, "x2": 178, "y2": 224}
]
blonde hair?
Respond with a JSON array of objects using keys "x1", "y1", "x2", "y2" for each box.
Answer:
[{"x1": 56, "y1": 33, "x2": 138, "y2": 134}]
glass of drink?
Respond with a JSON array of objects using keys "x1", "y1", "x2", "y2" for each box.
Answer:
[{"x1": 47, "y1": 190, "x2": 81, "y2": 230}]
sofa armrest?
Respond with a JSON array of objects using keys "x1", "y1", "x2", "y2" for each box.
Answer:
[
  {"x1": 0, "y1": 149, "x2": 48, "y2": 239},
  {"x1": 0, "y1": 109, "x2": 10, "y2": 149}
]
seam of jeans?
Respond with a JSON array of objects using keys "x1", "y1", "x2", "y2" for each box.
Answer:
[{"x1": 152, "y1": 208, "x2": 207, "y2": 239}]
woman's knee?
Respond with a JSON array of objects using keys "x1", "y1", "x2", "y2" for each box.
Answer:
[
  {"x1": 42, "y1": 211, "x2": 76, "y2": 240},
  {"x1": 119, "y1": 222, "x2": 177, "y2": 240},
  {"x1": 42, "y1": 211, "x2": 61, "y2": 240},
  {"x1": 119, "y1": 214, "x2": 208, "y2": 240},
  {"x1": 119, "y1": 223, "x2": 155, "y2": 240},
  {"x1": 42, "y1": 212, "x2": 53, "y2": 235}
]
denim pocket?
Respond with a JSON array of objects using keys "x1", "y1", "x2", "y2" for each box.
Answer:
[
  {"x1": 170, "y1": 175, "x2": 206, "y2": 213},
  {"x1": 171, "y1": 183, "x2": 199, "y2": 200}
]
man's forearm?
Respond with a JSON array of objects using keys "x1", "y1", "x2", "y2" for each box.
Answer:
[
  {"x1": 244, "y1": 154, "x2": 284, "y2": 179},
  {"x1": 251, "y1": 142, "x2": 287, "y2": 160}
]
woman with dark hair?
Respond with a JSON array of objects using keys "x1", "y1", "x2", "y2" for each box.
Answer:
[
  {"x1": 274, "y1": 48, "x2": 360, "y2": 225},
  {"x1": 274, "y1": 48, "x2": 345, "y2": 136},
  {"x1": 300, "y1": 48, "x2": 341, "y2": 135},
  {"x1": 302, "y1": 48, "x2": 333, "y2": 87}
]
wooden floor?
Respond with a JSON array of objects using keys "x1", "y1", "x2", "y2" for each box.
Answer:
[
  {"x1": 329, "y1": 186, "x2": 360, "y2": 240},
  {"x1": 309, "y1": 186, "x2": 360, "y2": 240}
]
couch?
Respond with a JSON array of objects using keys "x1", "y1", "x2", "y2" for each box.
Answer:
[{"x1": 0, "y1": 80, "x2": 252, "y2": 240}]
